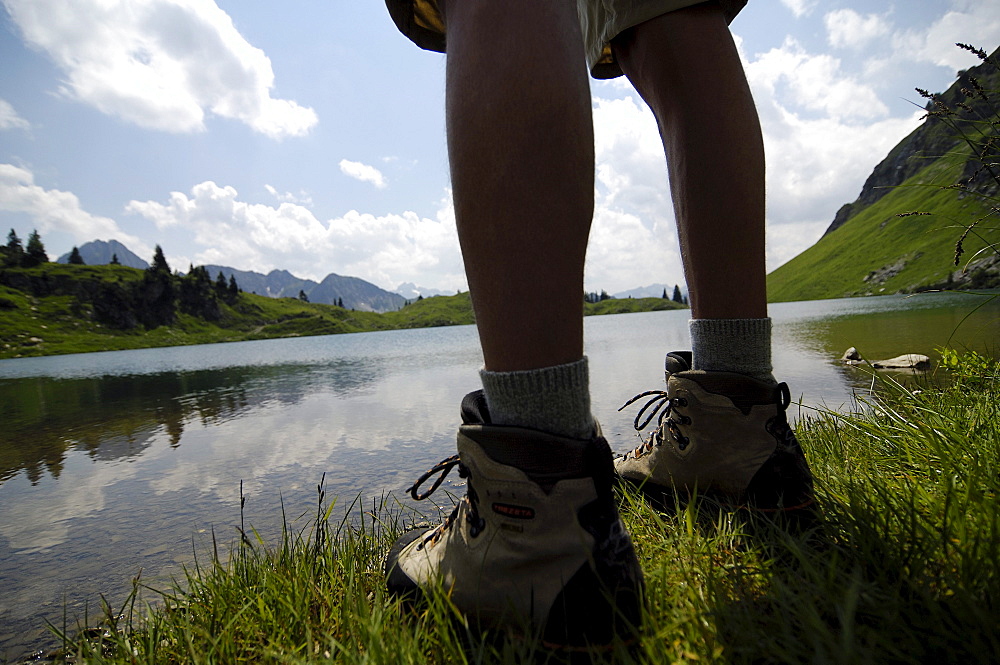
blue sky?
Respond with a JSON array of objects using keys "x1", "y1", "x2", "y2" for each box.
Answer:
[{"x1": 1, "y1": 0, "x2": 998, "y2": 296}]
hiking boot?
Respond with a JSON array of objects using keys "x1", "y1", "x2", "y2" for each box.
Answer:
[
  {"x1": 386, "y1": 391, "x2": 644, "y2": 648},
  {"x1": 616, "y1": 351, "x2": 814, "y2": 515}
]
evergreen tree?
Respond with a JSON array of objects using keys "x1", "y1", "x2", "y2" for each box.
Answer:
[
  {"x1": 151, "y1": 245, "x2": 170, "y2": 273},
  {"x1": 672, "y1": 284, "x2": 684, "y2": 303},
  {"x1": 228, "y1": 275, "x2": 239, "y2": 302},
  {"x1": 337, "y1": 296, "x2": 344, "y2": 308},
  {"x1": 23, "y1": 230, "x2": 48, "y2": 267},
  {"x1": 298, "y1": 289, "x2": 309, "y2": 302},
  {"x1": 178, "y1": 265, "x2": 220, "y2": 321},
  {"x1": 215, "y1": 271, "x2": 228, "y2": 297},
  {"x1": 137, "y1": 245, "x2": 176, "y2": 328},
  {"x1": 69, "y1": 246, "x2": 85, "y2": 265},
  {"x1": 110, "y1": 253, "x2": 120, "y2": 265},
  {"x1": 662, "y1": 288, "x2": 668, "y2": 299},
  {"x1": 3, "y1": 229, "x2": 24, "y2": 267}
]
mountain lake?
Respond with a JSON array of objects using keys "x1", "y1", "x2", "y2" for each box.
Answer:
[{"x1": 1, "y1": 291, "x2": 998, "y2": 659}]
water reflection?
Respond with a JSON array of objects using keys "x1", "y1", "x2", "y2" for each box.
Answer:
[{"x1": 0, "y1": 360, "x2": 385, "y2": 487}]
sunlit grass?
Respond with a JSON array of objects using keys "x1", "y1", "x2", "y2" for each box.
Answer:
[{"x1": 39, "y1": 351, "x2": 1000, "y2": 664}]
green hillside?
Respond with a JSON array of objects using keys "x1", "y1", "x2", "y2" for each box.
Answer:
[
  {"x1": 767, "y1": 151, "x2": 997, "y2": 302},
  {"x1": 0, "y1": 263, "x2": 683, "y2": 359},
  {"x1": 767, "y1": 45, "x2": 1000, "y2": 302}
]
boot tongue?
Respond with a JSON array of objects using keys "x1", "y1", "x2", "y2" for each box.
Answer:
[{"x1": 460, "y1": 390, "x2": 491, "y2": 425}]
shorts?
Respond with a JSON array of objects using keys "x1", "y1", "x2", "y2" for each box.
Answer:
[{"x1": 385, "y1": 0, "x2": 748, "y2": 79}]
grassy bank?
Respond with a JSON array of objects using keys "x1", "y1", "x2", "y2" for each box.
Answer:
[
  {"x1": 0, "y1": 263, "x2": 684, "y2": 359},
  {"x1": 34, "y1": 350, "x2": 999, "y2": 664}
]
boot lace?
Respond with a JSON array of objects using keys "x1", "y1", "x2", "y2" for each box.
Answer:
[
  {"x1": 618, "y1": 390, "x2": 692, "y2": 454},
  {"x1": 406, "y1": 454, "x2": 485, "y2": 550}
]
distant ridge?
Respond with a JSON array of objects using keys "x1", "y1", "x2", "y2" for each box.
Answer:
[
  {"x1": 200, "y1": 266, "x2": 405, "y2": 313},
  {"x1": 57, "y1": 239, "x2": 149, "y2": 269}
]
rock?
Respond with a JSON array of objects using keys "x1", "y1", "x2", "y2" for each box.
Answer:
[
  {"x1": 841, "y1": 347, "x2": 869, "y2": 365},
  {"x1": 842, "y1": 347, "x2": 862, "y2": 361},
  {"x1": 871, "y1": 354, "x2": 931, "y2": 370}
]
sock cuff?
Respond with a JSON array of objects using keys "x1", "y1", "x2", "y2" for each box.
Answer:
[
  {"x1": 689, "y1": 318, "x2": 775, "y2": 382},
  {"x1": 479, "y1": 357, "x2": 594, "y2": 439}
]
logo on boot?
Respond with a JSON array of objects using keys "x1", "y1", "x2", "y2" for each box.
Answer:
[{"x1": 492, "y1": 502, "x2": 535, "y2": 519}]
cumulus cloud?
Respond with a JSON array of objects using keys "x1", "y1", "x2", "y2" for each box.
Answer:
[
  {"x1": 0, "y1": 99, "x2": 30, "y2": 131},
  {"x1": 894, "y1": 2, "x2": 1000, "y2": 70},
  {"x1": 779, "y1": 0, "x2": 817, "y2": 18},
  {"x1": 126, "y1": 181, "x2": 464, "y2": 290},
  {"x1": 339, "y1": 159, "x2": 388, "y2": 189},
  {"x1": 2, "y1": 0, "x2": 316, "y2": 137},
  {"x1": 733, "y1": 38, "x2": 925, "y2": 259},
  {"x1": 825, "y1": 9, "x2": 891, "y2": 50},
  {"x1": 264, "y1": 184, "x2": 313, "y2": 207},
  {"x1": 748, "y1": 38, "x2": 888, "y2": 121},
  {"x1": 0, "y1": 163, "x2": 148, "y2": 252}
]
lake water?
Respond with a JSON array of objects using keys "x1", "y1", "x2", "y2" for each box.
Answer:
[{"x1": 1, "y1": 291, "x2": 998, "y2": 658}]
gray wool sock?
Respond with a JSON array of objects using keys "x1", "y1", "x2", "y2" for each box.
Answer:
[
  {"x1": 689, "y1": 318, "x2": 776, "y2": 384},
  {"x1": 479, "y1": 357, "x2": 595, "y2": 440}
]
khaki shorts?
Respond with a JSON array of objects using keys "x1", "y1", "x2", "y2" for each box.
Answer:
[{"x1": 385, "y1": 0, "x2": 748, "y2": 79}]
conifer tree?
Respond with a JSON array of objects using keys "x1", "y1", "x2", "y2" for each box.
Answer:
[
  {"x1": 672, "y1": 284, "x2": 684, "y2": 303},
  {"x1": 151, "y1": 245, "x2": 170, "y2": 273},
  {"x1": 110, "y1": 253, "x2": 120, "y2": 265},
  {"x1": 23, "y1": 230, "x2": 48, "y2": 267},
  {"x1": 68, "y1": 246, "x2": 85, "y2": 265},
  {"x1": 4, "y1": 229, "x2": 24, "y2": 267}
]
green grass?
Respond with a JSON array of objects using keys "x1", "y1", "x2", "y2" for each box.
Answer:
[
  {"x1": 0, "y1": 266, "x2": 683, "y2": 359},
  {"x1": 42, "y1": 351, "x2": 1000, "y2": 664}
]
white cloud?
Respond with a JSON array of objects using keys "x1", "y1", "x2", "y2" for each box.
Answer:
[
  {"x1": 0, "y1": 163, "x2": 148, "y2": 252},
  {"x1": 2, "y1": 0, "x2": 317, "y2": 138},
  {"x1": 895, "y1": 3, "x2": 1000, "y2": 71},
  {"x1": 825, "y1": 9, "x2": 891, "y2": 50},
  {"x1": 738, "y1": 37, "x2": 926, "y2": 232},
  {"x1": 126, "y1": 181, "x2": 464, "y2": 290},
  {"x1": 779, "y1": 0, "x2": 817, "y2": 19},
  {"x1": 339, "y1": 159, "x2": 388, "y2": 189},
  {"x1": 264, "y1": 184, "x2": 313, "y2": 207},
  {"x1": 0, "y1": 98, "x2": 30, "y2": 131},
  {"x1": 748, "y1": 38, "x2": 888, "y2": 121}
]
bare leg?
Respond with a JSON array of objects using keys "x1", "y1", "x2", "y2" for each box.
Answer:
[
  {"x1": 612, "y1": 3, "x2": 767, "y2": 320},
  {"x1": 442, "y1": 0, "x2": 594, "y2": 372}
]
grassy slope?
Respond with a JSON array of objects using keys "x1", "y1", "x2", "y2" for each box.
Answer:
[
  {"x1": 45, "y1": 351, "x2": 1000, "y2": 664},
  {"x1": 0, "y1": 266, "x2": 684, "y2": 359},
  {"x1": 766, "y1": 148, "x2": 998, "y2": 303}
]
